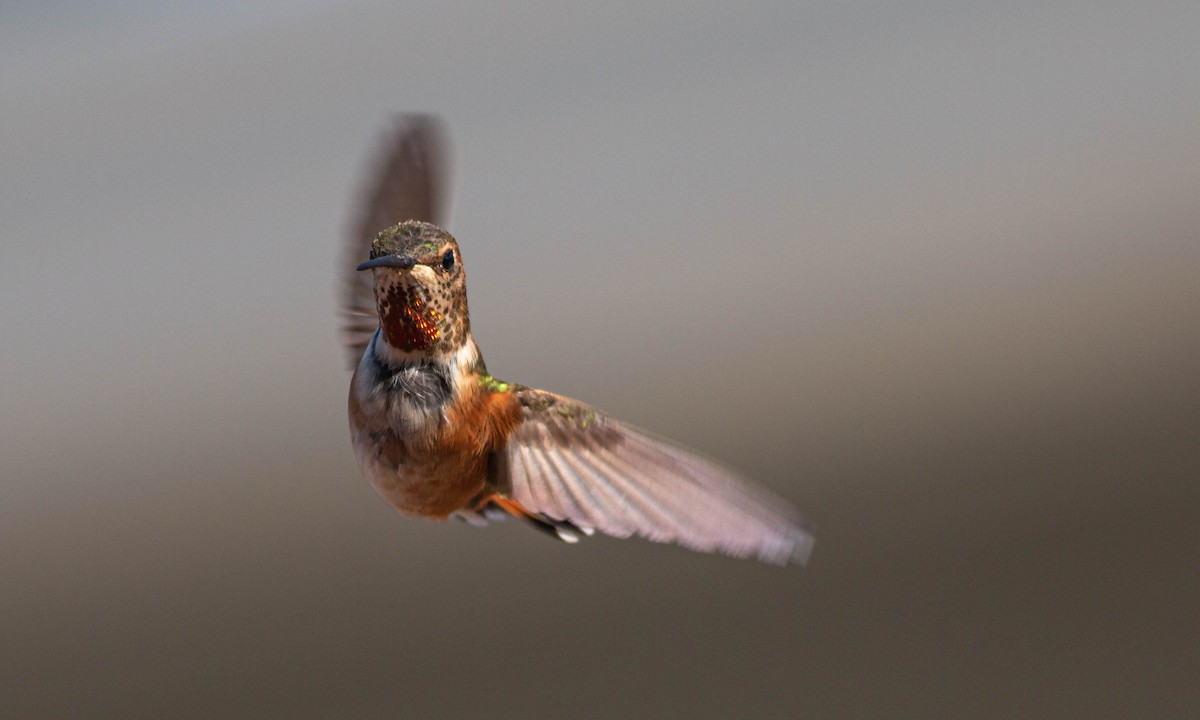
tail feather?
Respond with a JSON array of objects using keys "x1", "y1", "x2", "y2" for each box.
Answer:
[{"x1": 472, "y1": 493, "x2": 593, "y2": 543}]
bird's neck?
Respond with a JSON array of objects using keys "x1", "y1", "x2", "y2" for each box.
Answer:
[
  {"x1": 369, "y1": 330, "x2": 483, "y2": 397},
  {"x1": 378, "y1": 290, "x2": 443, "y2": 353}
]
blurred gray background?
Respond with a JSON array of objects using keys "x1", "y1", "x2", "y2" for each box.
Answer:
[{"x1": 3, "y1": 2, "x2": 1198, "y2": 718}]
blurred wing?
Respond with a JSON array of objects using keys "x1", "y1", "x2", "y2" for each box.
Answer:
[
  {"x1": 494, "y1": 389, "x2": 815, "y2": 566},
  {"x1": 340, "y1": 114, "x2": 449, "y2": 367}
]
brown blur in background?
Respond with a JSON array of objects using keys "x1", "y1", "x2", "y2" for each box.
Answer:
[{"x1": 2, "y1": 2, "x2": 1198, "y2": 718}]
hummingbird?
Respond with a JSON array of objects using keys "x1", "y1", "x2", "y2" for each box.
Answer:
[{"x1": 341, "y1": 115, "x2": 814, "y2": 565}]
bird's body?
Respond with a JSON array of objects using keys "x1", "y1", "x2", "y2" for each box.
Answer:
[
  {"x1": 349, "y1": 328, "x2": 518, "y2": 519},
  {"x1": 342, "y1": 117, "x2": 814, "y2": 565}
]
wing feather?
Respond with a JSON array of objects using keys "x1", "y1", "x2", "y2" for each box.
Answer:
[
  {"x1": 340, "y1": 115, "x2": 449, "y2": 367},
  {"x1": 498, "y1": 389, "x2": 815, "y2": 565}
]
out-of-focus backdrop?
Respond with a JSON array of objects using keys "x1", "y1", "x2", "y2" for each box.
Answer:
[{"x1": 3, "y1": 2, "x2": 1198, "y2": 718}]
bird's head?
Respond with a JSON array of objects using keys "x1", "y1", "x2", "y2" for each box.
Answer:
[{"x1": 357, "y1": 220, "x2": 471, "y2": 360}]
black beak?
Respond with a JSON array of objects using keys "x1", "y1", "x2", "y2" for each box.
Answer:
[{"x1": 356, "y1": 254, "x2": 416, "y2": 271}]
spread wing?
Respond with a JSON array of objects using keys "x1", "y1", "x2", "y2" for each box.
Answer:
[
  {"x1": 340, "y1": 114, "x2": 449, "y2": 367},
  {"x1": 491, "y1": 389, "x2": 815, "y2": 566}
]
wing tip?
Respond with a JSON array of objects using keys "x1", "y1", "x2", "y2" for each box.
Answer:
[
  {"x1": 705, "y1": 525, "x2": 815, "y2": 567},
  {"x1": 382, "y1": 112, "x2": 450, "y2": 211},
  {"x1": 783, "y1": 529, "x2": 817, "y2": 567}
]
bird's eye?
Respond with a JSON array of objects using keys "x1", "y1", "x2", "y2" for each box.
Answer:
[{"x1": 441, "y1": 249, "x2": 455, "y2": 271}]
